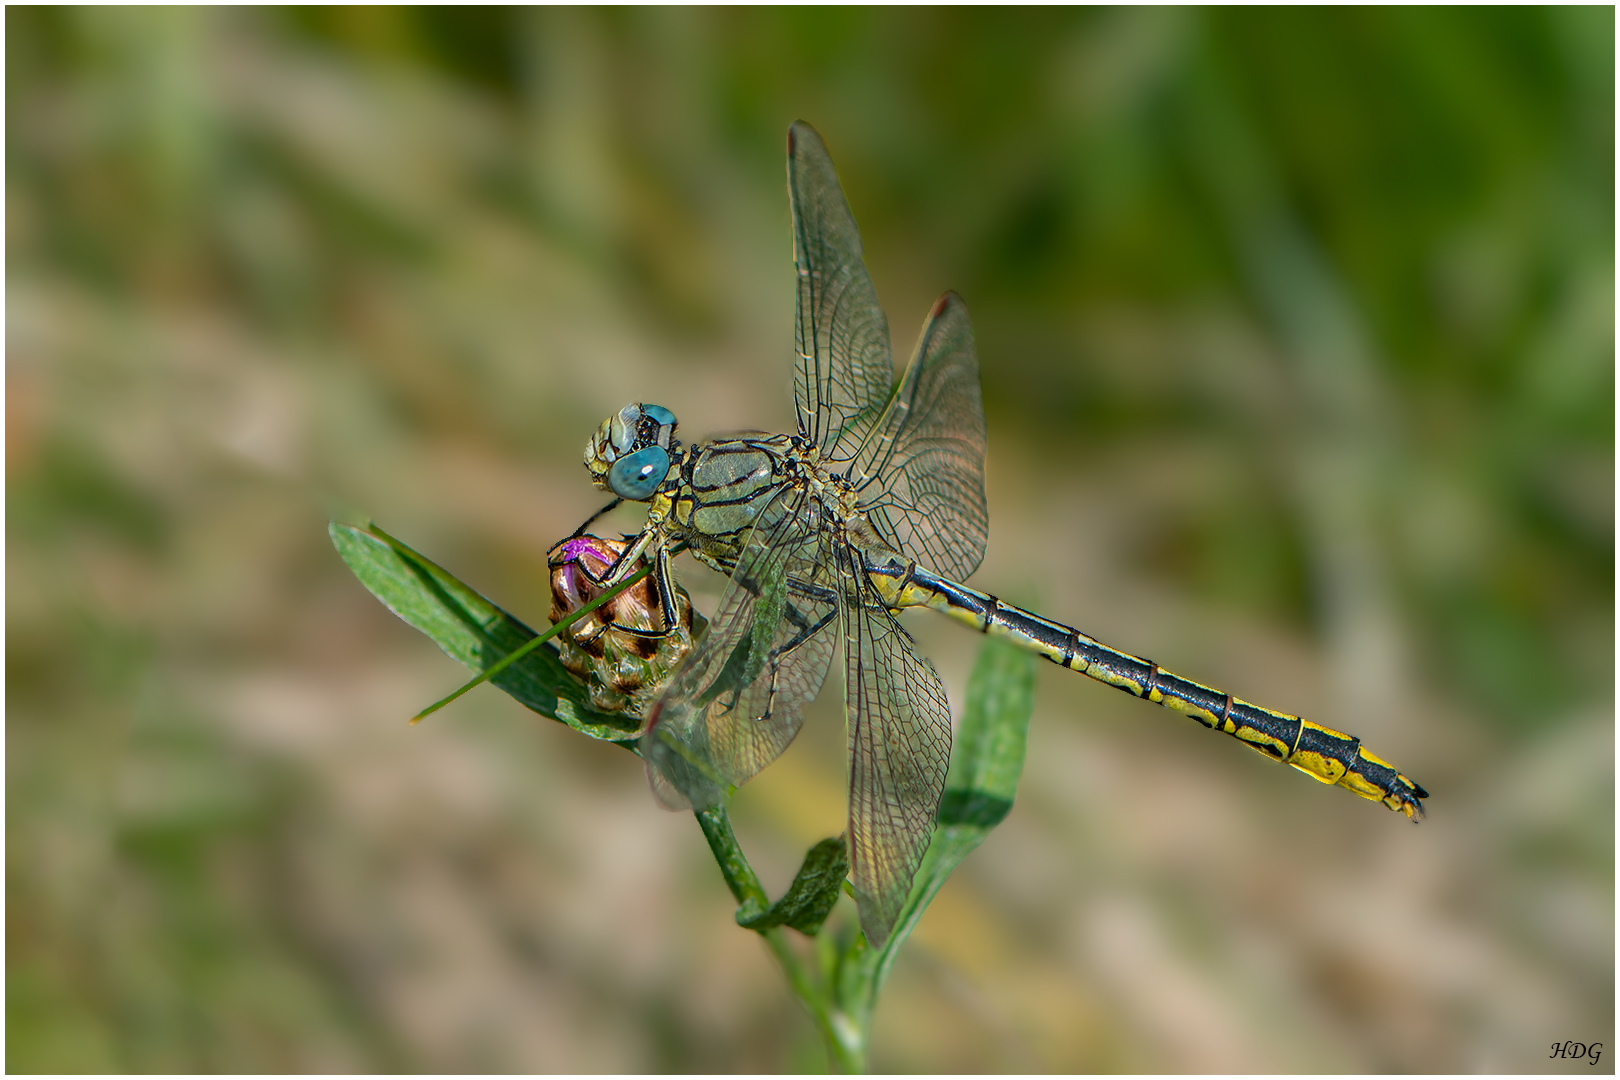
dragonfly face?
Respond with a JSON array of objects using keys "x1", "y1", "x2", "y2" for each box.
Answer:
[{"x1": 585, "y1": 402, "x2": 680, "y2": 501}]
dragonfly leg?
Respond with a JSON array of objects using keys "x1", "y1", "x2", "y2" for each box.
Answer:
[
  {"x1": 570, "y1": 497, "x2": 623, "y2": 538},
  {"x1": 587, "y1": 543, "x2": 686, "y2": 648},
  {"x1": 749, "y1": 665, "x2": 782, "y2": 724},
  {"x1": 737, "y1": 602, "x2": 839, "y2": 722},
  {"x1": 651, "y1": 545, "x2": 681, "y2": 635},
  {"x1": 601, "y1": 525, "x2": 658, "y2": 587}
]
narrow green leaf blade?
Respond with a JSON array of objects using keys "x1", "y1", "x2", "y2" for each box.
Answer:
[{"x1": 329, "y1": 521, "x2": 640, "y2": 742}]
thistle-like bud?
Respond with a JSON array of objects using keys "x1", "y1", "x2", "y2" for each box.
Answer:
[{"x1": 547, "y1": 534, "x2": 695, "y2": 722}]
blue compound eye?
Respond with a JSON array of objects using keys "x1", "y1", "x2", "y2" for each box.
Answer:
[
  {"x1": 607, "y1": 446, "x2": 670, "y2": 500},
  {"x1": 641, "y1": 404, "x2": 676, "y2": 428}
]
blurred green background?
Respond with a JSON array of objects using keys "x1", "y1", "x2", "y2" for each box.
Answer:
[{"x1": 8, "y1": 7, "x2": 1612, "y2": 1072}]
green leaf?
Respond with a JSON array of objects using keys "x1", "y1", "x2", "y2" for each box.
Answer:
[
  {"x1": 329, "y1": 521, "x2": 641, "y2": 742},
  {"x1": 938, "y1": 632, "x2": 1035, "y2": 827},
  {"x1": 737, "y1": 837, "x2": 850, "y2": 935}
]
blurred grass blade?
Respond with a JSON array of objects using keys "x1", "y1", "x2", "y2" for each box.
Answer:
[
  {"x1": 737, "y1": 837, "x2": 850, "y2": 935},
  {"x1": 871, "y1": 636, "x2": 1035, "y2": 985},
  {"x1": 329, "y1": 521, "x2": 641, "y2": 743}
]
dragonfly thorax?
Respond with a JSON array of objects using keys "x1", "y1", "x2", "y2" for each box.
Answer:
[
  {"x1": 660, "y1": 433, "x2": 874, "y2": 572},
  {"x1": 586, "y1": 403, "x2": 680, "y2": 501}
]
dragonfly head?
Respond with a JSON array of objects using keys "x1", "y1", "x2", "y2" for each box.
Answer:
[{"x1": 585, "y1": 403, "x2": 679, "y2": 501}]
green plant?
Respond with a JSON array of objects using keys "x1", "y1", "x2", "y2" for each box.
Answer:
[{"x1": 331, "y1": 521, "x2": 1035, "y2": 1072}]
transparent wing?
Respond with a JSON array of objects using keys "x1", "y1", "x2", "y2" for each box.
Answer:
[
  {"x1": 840, "y1": 549, "x2": 953, "y2": 946},
  {"x1": 852, "y1": 291, "x2": 988, "y2": 581},
  {"x1": 788, "y1": 120, "x2": 895, "y2": 464},
  {"x1": 641, "y1": 488, "x2": 839, "y2": 810}
]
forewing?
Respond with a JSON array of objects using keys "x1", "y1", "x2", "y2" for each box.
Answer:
[
  {"x1": 642, "y1": 490, "x2": 838, "y2": 810},
  {"x1": 841, "y1": 556, "x2": 953, "y2": 946},
  {"x1": 788, "y1": 121, "x2": 895, "y2": 463},
  {"x1": 854, "y1": 291, "x2": 988, "y2": 581}
]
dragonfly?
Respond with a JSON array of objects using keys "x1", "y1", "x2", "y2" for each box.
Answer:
[{"x1": 570, "y1": 121, "x2": 1427, "y2": 946}]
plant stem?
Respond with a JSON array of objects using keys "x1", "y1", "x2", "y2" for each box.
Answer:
[
  {"x1": 694, "y1": 806, "x2": 768, "y2": 912},
  {"x1": 765, "y1": 929, "x2": 865, "y2": 1072},
  {"x1": 694, "y1": 807, "x2": 869, "y2": 1072}
]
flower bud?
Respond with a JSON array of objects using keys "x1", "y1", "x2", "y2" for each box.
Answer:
[{"x1": 547, "y1": 534, "x2": 696, "y2": 721}]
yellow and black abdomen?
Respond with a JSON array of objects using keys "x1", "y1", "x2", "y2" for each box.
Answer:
[{"x1": 870, "y1": 558, "x2": 1429, "y2": 820}]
